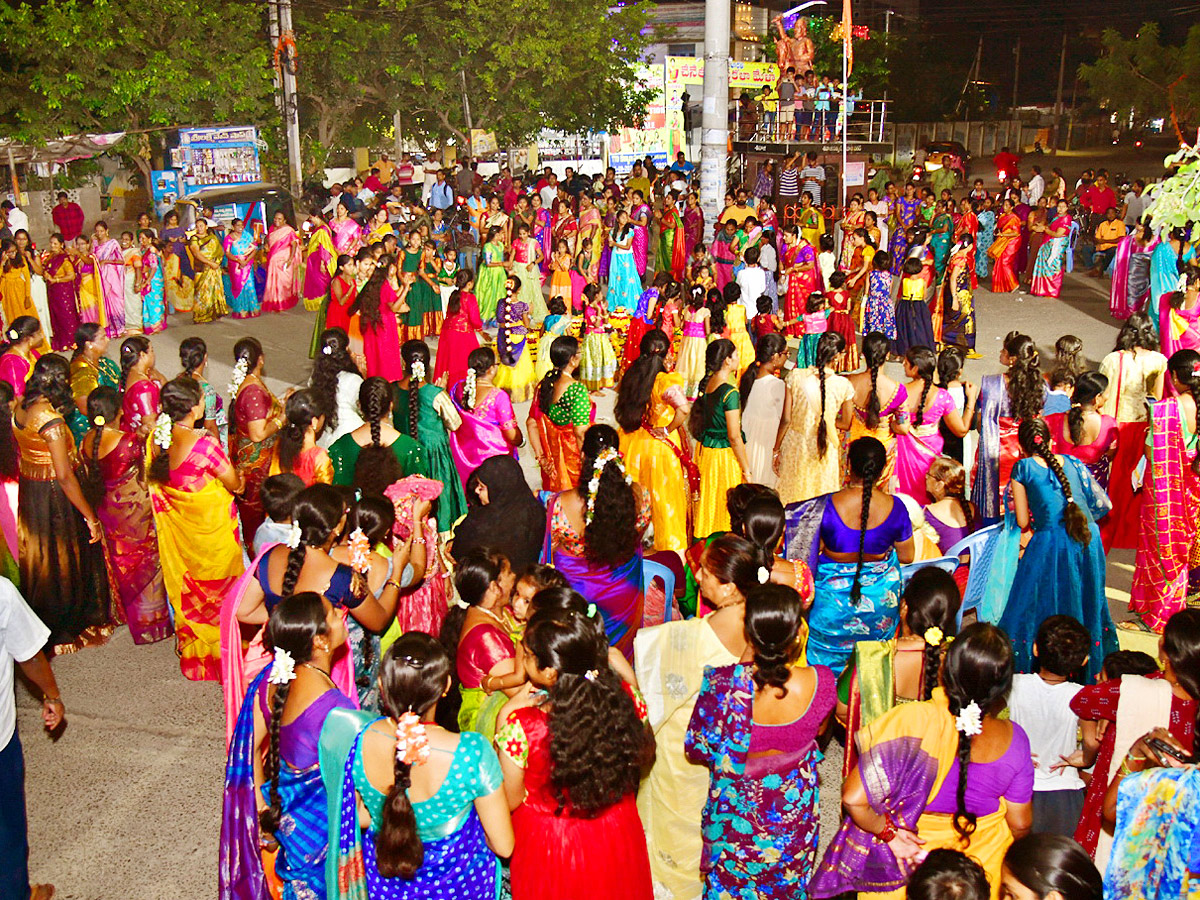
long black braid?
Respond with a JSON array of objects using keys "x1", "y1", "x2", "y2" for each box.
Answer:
[
  {"x1": 400, "y1": 340, "x2": 431, "y2": 441},
  {"x1": 847, "y1": 437, "x2": 886, "y2": 605},
  {"x1": 906, "y1": 346, "x2": 937, "y2": 427},
  {"x1": 118, "y1": 335, "x2": 150, "y2": 392},
  {"x1": 861, "y1": 332, "x2": 889, "y2": 429},
  {"x1": 814, "y1": 332, "x2": 846, "y2": 458},
  {"x1": 1019, "y1": 418, "x2": 1090, "y2": 546}
]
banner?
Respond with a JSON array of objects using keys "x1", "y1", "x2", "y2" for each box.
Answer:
[
  {"x1": 609, "y1": 64, "x2": 669, "y2": 172},
  {"x1": 470, "y1": 130, "x2": 498, "y2": 155},
  {"x1": 664, "y1": 57, "x2": 780, "y2": 90}
]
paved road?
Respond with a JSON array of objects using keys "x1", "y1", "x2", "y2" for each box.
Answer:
[{"x1": 17, "y1": 236, "x2": 1141, "y2": 899}]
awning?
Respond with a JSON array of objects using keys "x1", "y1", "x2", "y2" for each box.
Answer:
[{"x1": 0, "y1": 132, "x2": 127, "y2": 165}]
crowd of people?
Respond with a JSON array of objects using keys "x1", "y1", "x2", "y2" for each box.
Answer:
[{"x1": 2, "y1": 146, "x2": 1200, "y2": 900}]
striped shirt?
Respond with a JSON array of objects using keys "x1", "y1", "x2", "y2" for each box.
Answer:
[{"x1": 779, "y1": 166, "x2": 799, "y2": 197}]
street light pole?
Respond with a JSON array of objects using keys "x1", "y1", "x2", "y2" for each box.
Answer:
[{"x1": 699, "y1": 0, "x2": 729, "y2": 242}]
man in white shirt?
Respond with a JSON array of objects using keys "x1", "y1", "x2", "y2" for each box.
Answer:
[
  {"x1": 322, "y1": 183, "x2": 345, "y2": 217},
  {"x1": 2, "y1": 201, "x2": 28, "y2": 235},
  {"x1": 539, "y1": 174, "x2": 559, "y2": 211},
  {"x1": 736, "y1": 245, "x2": 769, "y2": 315},
  {"x1": 0, "y1": 577, "x2": 63, "y2": 900},
  {"x1": 1027, "y1": 165, "x2": 1045, "y2": 205}
]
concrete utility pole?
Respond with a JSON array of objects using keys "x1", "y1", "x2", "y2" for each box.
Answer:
[
  {"x1": 1011, "y1": 36, "x2": 1021, "y2": 112},
  {"x1": 268, "y1": 0, "x2": 303, "y2": 192},
  {"x1": 699, "y1": 0, "x2": 729, "y2": 242},
  {"x1": 883, "y1": 9, "x2": 892, "y2": 103},
  {"x1": 1053, "y1": 31, "x2": 1067, "y2": 150}
]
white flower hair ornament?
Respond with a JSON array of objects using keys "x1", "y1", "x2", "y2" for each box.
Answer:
[
  {"x1": 411, "y1": 359, "x2": 426, "y2": 382},
  {"x1": 322, "y1": 344, "x2": 333, "y2": 356},
  {"x1": 584, "y1": 447, "x2": 633, "y2": 526},
  {"x1": 954, "y1": 701, "x2": 983, "y2": 737},
  {"x1": 757, "y1": 566, "x2": 771, "y2": 584},
  {"x1": 395, "y1": 711, "x2": 431, "y2": 766},
  {"x1": 228, "y1": 357, "x2": 250, "y2": 395},
  {"x1": 347, "y1": 527, "x2": 371, "y2": 574},
  {"x1": 152, "y1": 413, "x2": 173, "y2": 450},
  {"x1": 455, "y1": 596, "x2": 471, "y2": 610},
  {"x1": 268, "y1": 649, "x2": 297, "y2": 685},
  {"x1": 285, "y1": 521, "x2": 303, "y2": 550},
  {"x1": 464, "y1": 369, "x2": 477, "y2": 408},
  {"x1": 6, "y1": 328, "x2": 17, "y2": 341}
]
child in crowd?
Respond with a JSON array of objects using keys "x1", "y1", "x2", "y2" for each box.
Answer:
[
  {"x1": 688, "y1": 241, "x2": 715, "y2": 290},
  {"x1": 1099, "y1": 649, "x2": 1159, "y2": 681},
  {"x1": 549, "y1": 238, "x2": 573, "y2": 309},
  {"x1": 253, "y1": 472, "x2": 306, "y2": 555},
  {"x1": 817, "y1": 233, "x2": 837, "y2": 288},
  {"x1": 579, "y1": 284, "x2": 617, "y2": 392},
  {"x1": 1008, "y1": 615, "x2": 1092, "y2": 837},
  {"x1": 892, "y1": 256, "x2": 935, "y2": 356},
  {"x1": 824, "y1": 270, "x2": 858, "y2": 371},
  {"x1": 504, "y1": 564, "x2": 570, "y2": 641},
  {"x1": 799, "y1": 292, "x2": 830, "y2": 368},
  {"x1": 1044, "y1": 369, "x2": 1076, "y2": 415},
  {"x1": 677, "y1": 285, "x2": 711, "y2": 398},
  {"x1": 751, "y1": 293, "x2": 785, "y2": 344},
  {"x1": 535, "y1": 297, "x2": 574, "y2": 382}
]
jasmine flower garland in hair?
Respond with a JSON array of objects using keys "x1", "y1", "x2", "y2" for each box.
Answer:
[
  {"x1": 464, "y1": 369, "x2": 477, "y2": 408},
  {"x1": 955, "y1": 700, "x2": 983, "y2": 737},
  {"x1": 285, "y1": 521, "x2": 303, "y2": 549},
  {"x1": 411, "y1": 359, "x2": 425, "y2": 382},
  {"x1": 152, "y1": 413, "x2": 173, "y2": 450},
  {"x1": 584, "y1": 446, "x2": 633, "y2": 526},
  {"x1": 268, "y1": 649, "x2": 296, "y2": 685},
  {"x1": 228, "y1": 357, "x2": 250, "y2": 395}
]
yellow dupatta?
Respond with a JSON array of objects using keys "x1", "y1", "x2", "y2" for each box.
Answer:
[{"x1": 151, "y1": 470, "x2": 244, "y2": 682}]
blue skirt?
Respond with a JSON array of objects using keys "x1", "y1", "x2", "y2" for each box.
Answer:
[
  {"x1": 608, "y1": 250, "x2": 642, "y2": 313},
  {"x1": 808, "y1": 551, "x2": 902, "y2": 676}
]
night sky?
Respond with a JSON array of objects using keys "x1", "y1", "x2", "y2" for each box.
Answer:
[{"x1": 915, "y1": 0, "x2": 1197, "y2": 103}]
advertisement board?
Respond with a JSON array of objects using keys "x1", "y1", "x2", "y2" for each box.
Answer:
[
  {"x1": 608, "y1": 64, "x2": 669, "y2": 172},
  {"x1": 174, "y1": 126, "x2": 261, "y2": 196}
]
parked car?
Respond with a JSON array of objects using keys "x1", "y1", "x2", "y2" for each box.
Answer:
[{"x1": 175, "y1": 182, "x2": 296, "y2": 231}]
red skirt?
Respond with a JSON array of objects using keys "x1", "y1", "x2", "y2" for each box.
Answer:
[{"x1": 1101, "y1": 421, "x2": 1149, "y2": 552}]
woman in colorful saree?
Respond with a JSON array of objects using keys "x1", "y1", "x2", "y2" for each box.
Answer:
[
  {"x1": 90, "y1": 221, "x2": 125, "y2": 337},
  {"x1": 439, "y1": 546, "x2": 518, "y2": 738},
  {"x1": 797, "y1": 191, "x2": 824, "y2": 250},
  {"x1": 137, "y1": 230, "x2": 166, "y2": 335},
  {"x1": 975, "y1": 196, "x2": 996, "y2": 279},
  {"x1": 797, "y1": 437, "x2": 914, "y2": 677},
  {"x1": 188, "y1": 218, "x2": 229, "y2": 324},
  {"x1": 527, "y1": 336, "x2": 593, "y2": 494},
  {"x1": 42, "y1": 234, "x2": 80, "y2": 351},
  {"x1": 940, "y1": 236, "x2": 978, "y2": 354},
  {"x1": 230, "y1": 337, "x2": 286, "y2": 549},
  {"x1": 617, "y1": 328, "x2": 695, "y2": 555},
  {"x1": 13, "y1": 354, "x2": 111, "y2": 654},
  {"x1": 970, "y1": 331, "x2": 1045, "y2": 524},
  {"x1": 1159, "y1": 268, "x2": 1200, "y2": 364},
  {"x1": 893, "y1": 347, "x2": 977, "y2": 503},
  {"x1": 219, "y1": 591, "x2": 354, "y2": 900},
  {"x1": 222, "y1": 218, "x2": 260, "y2": 319},
  {"x1": 449, "y1": 347, "x2": 522, "y2": 485},
  {"x1": 685, "y1": 583, "x2": 836, "y2": 900},
  {"x1": 840, "y1": 196, "x2": 867, "y2": 269},
  {"x1": 331, "y1": 200, "x2": 363, "y2": 258},
  {"x1": 1130, "y1": 350, "x2": 1200, "y2": 633},
  {"x1": 68, "y1": 324, "x2": 119, "y2": 416},
  {"x1": 1029, "y1": 199, "x2": 1072, "y2": 299},
  {"x1": 149, "y1": 376, "x2": 244, "y2": 680},
  {"x1": 889, "y1": 184, "x2": 921, "y2": 275},
  {"x1": 929, "y1": 200, "x2": 955, "y2": 279},
  {"x1": 579, "y1": 192, "x2": 604, "y2": 280},
  {"x1": 658, "y1": 191, "x2": 688, "y2": 282},
  {"x1": 160, "y1": 210, "x2": 193, "y2": 314},
  {"x1": 79, "y1": 386, "x2": 170, "y2": 646},
  {"x1": 711, "y1": 218, "x2": 739, "y2": 291},
  {"x1": 782, "y1": 225, "x2": 818, "y2": 337},
  {"x1": 0, "y1": 316, "x2": 42, "y2": 400},
  {"x1": 634, "y1": 533, "x2": 757, "y2": 900},
  {"x1": 262, "y1": 211, "x2": 300, "y2": 313},
  {"x1": 987, "y1": 198, "x2": 1022, "y2": 293},
  {"x1": 72, "y1": 235, "x2": 107, "y2": 329},
  {"x1": 117, "y1": 335, "x2": 162, "y2": 437},
  {"x1": 1149, "y1": 227, "x2": 1188, "y2": 332},
  {"x1": 302, "y1": 210, "x2": 337, "y2": 313},
  {"x1": 543, "y1": 425, "x2": 648, "y2": 661},
  {"x1": 267, "y1": 389, "x2": 333, "y2": 486},
  {"x1": 319, "y1": 632, "x2": 514, "y2": 900},
  {"x1": 811, "y1": 623, "x2": 1032, "y2": 900},
  {"x1": 1110, "y1": 220, "x2": 1156, "y2": 320},
  {"x1": 836, "y1": 568, "x2": 960, "y2": 778},
  {"x1": 683, "y1": 192, "x2": 705, "y2": 256},
  {"x1": 630, "y1": 190, "x2": 652, "y2": 278}
]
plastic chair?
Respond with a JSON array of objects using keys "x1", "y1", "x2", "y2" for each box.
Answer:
[
  {"x1": 899, "y1": 556, "x2": 958, "y2": 587},
  {"x1": 946, "y1": 523, "x2": 1002, "y2": 628},
  {"x1": 1064, "y1": 219, "x2": 1082, "y2": 273},
  {"x1": 642, "y1": 558, "x2": 677, "y2": 626}
]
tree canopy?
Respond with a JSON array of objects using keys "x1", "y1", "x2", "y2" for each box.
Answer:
[{"x1": 1078, "y1": 22, "x2": 1200, "y2": 141}]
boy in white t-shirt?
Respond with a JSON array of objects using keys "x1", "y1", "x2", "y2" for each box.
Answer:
[
  {"x1": 735, "y1": 245, "x2": 769, "y2": 316},
  {"x1": 1008, "y1": 615, "x2": 1092, "y2": 837}
]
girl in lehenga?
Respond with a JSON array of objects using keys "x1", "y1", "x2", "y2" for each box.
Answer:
[
  {"x1": 617, "y1": 328, "x2": 696, "y2": 554},
  {"x1": 229, "y1": 337, "x2": 286, "y2": 551},
  {"x1": 579, "y1": 284, "x2": 618, "y2": 392},
  {"x1": 79, "y1": 386, "x2": 171, "y2": 646},
  {"x1": 475, "y1": 226, "x2": 508, "y2": 325},
  {"x1": 1130, "y1": 350, "x2": 1200, "y2": 633},
  {"x1": 13, "y1": 354, "x2": 113, "y2": 655},
  {"x1": 493, "y1": 275, "x2": 536, "y2": 404},
  {"x1": 691, "y1": 339, "x2": 752, "y2": 540},
  {"x1": 528, "y1": 335, "x2": 593, "y2": 494},
  {"x1": 511, "y1": 222, "x2": 547, "y2": 326},
  {"x1": 319, "y1": 632, "x2": 514, "y2": 900},
  {"x1": 149, "y1": 376, "x2": 245, "y2": 680},
  {"x1": 187, "y1": 219, "x2": 229, "y2": 324},
  {"x1": 812, "y1": 624, "x2": 1033, "y2": 900}
]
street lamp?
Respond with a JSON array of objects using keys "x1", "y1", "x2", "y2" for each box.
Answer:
[{"x1": 782, "y1": 0, "x2": 828, "y2": 17}]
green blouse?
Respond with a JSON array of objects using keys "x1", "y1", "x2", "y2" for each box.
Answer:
[
  {"x1": 699, "y1": 382, "x2": 743, "y2": 448},
  {"x1": 327, "y1": 430, "x2": 429, "y2": 486},
  {"x1": 544, "y1": 380, "x2": 591, "y2": 427}
]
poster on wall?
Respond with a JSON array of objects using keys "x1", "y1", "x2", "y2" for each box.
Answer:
[
  {"x1": 663, "y1": 57, "x2": 780, "y2": 158},
  {"x1": 608, "y1": 64, "x2": 669, "y2": 173}
]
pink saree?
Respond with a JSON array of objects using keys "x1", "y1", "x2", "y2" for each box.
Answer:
[
  {"x1": 448, "y1": 381, "x2": 518, "y2": 484},
  {"x1": 262, "y1": 224, "x2": 300, "y2": 312},
  {"x1": 894, "y1": 389, "x2": 955, "y2": 502},
  {"x1": 331, "y1": 217, "x2": 363, "y2": 256},
  {"x1": 1130, "y1": 397, "x2": 1200, "y2": 632},
  {"x1": 93, "y1": 237, "x2": 126, "y2": 336},
  {"x1": 1110, "y1": 235, "x2": 1156, "y2": 319},
  {"x1": 1160, "y1": 293, "x2": 1200, "y2": 362}
]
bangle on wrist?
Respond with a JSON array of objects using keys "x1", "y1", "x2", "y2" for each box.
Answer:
[{"x1": 875, "y1": 812, "x2": 897, "y2": 843}]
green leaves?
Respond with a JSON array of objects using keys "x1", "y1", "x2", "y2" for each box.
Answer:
[{"x1": 1144, "y1": 146, "x2": 1200, "y2": 230}]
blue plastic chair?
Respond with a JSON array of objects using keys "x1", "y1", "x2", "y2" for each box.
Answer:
[
  {"x1": 1064, "y1": 219, "x2": 1082, "y2": 273},
  {"x1": 946, "y1": 523, "x2": 1002, "y2": 628},
  {"x1": 899, "y1": 556, "x2": 958, "y2": 587},
  {"x1": 642, "y1": 558, "x2": 677, "y2": 625}
]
